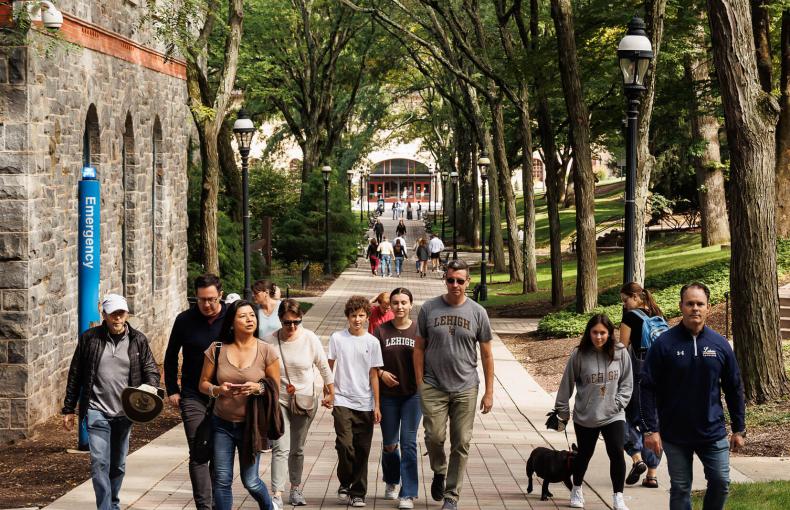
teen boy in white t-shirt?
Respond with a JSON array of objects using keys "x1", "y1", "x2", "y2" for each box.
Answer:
[{"x1": 328, "y1": 295, "x2": 383, "y2": 508}]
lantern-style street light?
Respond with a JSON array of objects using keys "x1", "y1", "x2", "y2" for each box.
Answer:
[
  {"x1": 440, "y1": 170, "x2": 448, "y2": 242},
  {"x1": 232, "y1": 108, "x2": 255, "y2": 300},
  {"x1": 450, "y1": 171, "x2": 459, "y2": 260},
  {"x1": 477, "y1": 151, "x2": 490, "y2": 301},
  {"x1": 618, "y1": 16, "x2": 653, "y2": 285},
  {"x1": 322, "y1": 165, "x2": 332, "y2": 276}
]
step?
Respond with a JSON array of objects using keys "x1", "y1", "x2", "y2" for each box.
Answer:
[
  {"x1": 782, "y1": 328, "x2": 790, "y2": 340},
  {"x1": 781, "y1": 317, "x2": 790, "y2": 329},
  {"x1": 780, "y1": 296, "x2": 790, "y2": 308}
]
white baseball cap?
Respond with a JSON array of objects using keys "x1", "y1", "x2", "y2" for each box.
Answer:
[
  {"x1": 102, "y1": 294, "x2": 129, "y2": 314},
  {"x1": 225, "y1": 293, "x2": 242, "y2": 304}
]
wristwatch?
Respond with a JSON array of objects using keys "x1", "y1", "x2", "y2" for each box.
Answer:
[
  {"x1": 733, "y1": 430, "x2": 747, "y2": 439},
  {"x1": 643, "y1": 431, "x2": 655, "y2": 437}
]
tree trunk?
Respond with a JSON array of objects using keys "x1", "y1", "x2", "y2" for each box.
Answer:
[
  {"x1": 196, "y1": 120, "x2": 221, "y2": 276},
  {"x1": 458, "y1": 124, "x2": 480, "y2": 247},
  {"x1": 518, "y1": 84, "x2": 538, "y2": 292},
  {"x1": 751, "y1": 0, "x2": 773, "y2": 93},
  {"x1": 488, "y1": 93, "x2": 524, "y2": 282},
  {"x1": 466, "y1": 87, "x2": 507, "y2": 272},
  {"x1": 685, "y1": 30, "x2": 730, "y2": 246},
  {"x1": 218, "y1": 120, "x2": 242, "y2": 222},
  {"x1": 777, "y1": 9, "x2": 790, "y2": 239},
  {"x1": 301, "y1": 136, "x2": 321, "y2": 187},
  {"x1": 707, "y1": 0, "x2": 788, "y2": 402},
  {"x1": 562, "y1": 157, "x2": 574, "y2": 208},
  {"x1": 633, "y1": 0, "x2": 667, "y2": 285},
  {"x1": 551, "y1": 0, "x2": 598, "y2": 311},
  {"x1": 537, "y1": 92, "x2": 564, "y2": 306}
]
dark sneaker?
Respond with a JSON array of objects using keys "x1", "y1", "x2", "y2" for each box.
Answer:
[
  {"x1": 625, "y1": 460, "x2": 647, "y2": 485},
  {"x1": 431, "y1": 473, "x2": 446, "y2": 502},
  {"x1": 337, "y1": 486, "x2": 350, "y2": 503},
  {"x1": 350, "y1": 496, "x2": 366, "y2": 507},
  {"x1": 441, "y1": 498, "x2": 458, "y2": 510}
]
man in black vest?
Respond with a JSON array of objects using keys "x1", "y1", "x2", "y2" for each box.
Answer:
[{"x1": 164, "y1": 274, "x2": 227, "y2": 510}]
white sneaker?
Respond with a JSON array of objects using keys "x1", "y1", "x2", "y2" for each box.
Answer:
[
  {"x1": 612, "y1": 492, "x2": 629, "y2": 510},
  {"x1": 384, "y1": 483, "x2": 398, "y2": 500},
  {"x1": 398, "y1": 497, "x2": 414, "y2": 509},
  {"x1": 569, "y1": 485, "x2": 585, "y2": 508},
  {"x1": 271, "y1": 495, "x2": 284, "y2": 510}
]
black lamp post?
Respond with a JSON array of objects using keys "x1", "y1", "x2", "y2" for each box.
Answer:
[
  {"x1": 358, "y1": 170, "x2": 364, "y2": 223},
  {"x1": 346, "y1": 169, "x2": 353, "y2": 205},
  {"x1": 450, "y1": 171, "x2": 459, "y2": 260},
  {"x1": 322, "y1": 165, "x2": 332, "y2": 276},
  {"x1": 233, "y1": 108, "x2": 256, "y2": 300},
  {"x1": 428, "y1": 166, "x2": 434, "y2": 213},
  {"x1": 618, "y1": 16, "x2": 653, "y2": 285},
  {"x1": 440, "y1": 170, "x2": 448, "y2": 241},
  {"x1": 365, "y1": 171, "x2": 370, "y2": 218},
  {"x1": 478, "y1": 151, "x2": 490, "y2": 301}
]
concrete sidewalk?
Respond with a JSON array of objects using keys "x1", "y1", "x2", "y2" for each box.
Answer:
[{"x1": 44, "y1": 216, "x2": 787, "y2": 510}]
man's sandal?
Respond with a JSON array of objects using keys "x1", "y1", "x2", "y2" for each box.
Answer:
[{"x1": 642, "y1": 476, "x2": 659, "y2": 488}]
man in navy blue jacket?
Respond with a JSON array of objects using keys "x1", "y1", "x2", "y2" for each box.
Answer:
[{"x1": 641, "y1": 282, "x2": 746, "y2": 510}]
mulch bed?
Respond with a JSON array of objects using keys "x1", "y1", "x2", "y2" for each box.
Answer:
[
  {"x1": 0, "y1": 401, "x2": 181, "y2": 508},
  {"x1": 499, "y1": 301, "x2": 790, "y2": 457}
]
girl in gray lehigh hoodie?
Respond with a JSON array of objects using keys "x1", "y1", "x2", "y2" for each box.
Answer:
[{"x1": 554, "y1": 314, "x2": 633, "y2": 510}]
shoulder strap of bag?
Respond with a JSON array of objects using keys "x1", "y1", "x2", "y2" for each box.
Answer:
[
  {"x1": 212, "y1": 341, "x2": 222, "y2": 386},
  {"x1": 276, "y1": 330, "x2": 292, "y2": 385}
]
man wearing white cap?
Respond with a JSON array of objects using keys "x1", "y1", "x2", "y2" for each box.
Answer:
[{"x1": 62, "y1": 293, "x2": 160, "y2": 510}]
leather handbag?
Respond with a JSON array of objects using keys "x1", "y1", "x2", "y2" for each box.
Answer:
[
  {"x1": 277, "y1": 330, "x2": 314, "y2": 416},
  {"x1": 192, "y1": 342, "x2": 222, "y2": 463}
]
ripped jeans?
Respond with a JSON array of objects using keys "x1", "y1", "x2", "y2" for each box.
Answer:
[{"x1": 379, "y1": 393, "x2": 423, "y2": 498}]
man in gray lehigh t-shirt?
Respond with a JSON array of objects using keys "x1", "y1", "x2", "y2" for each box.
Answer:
[{"x1": 415, "y1": 260, "x2": 494, "y2": 510}]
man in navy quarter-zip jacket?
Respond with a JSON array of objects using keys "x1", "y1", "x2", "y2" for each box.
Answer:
[{"x1": 641, "y1": 282, "x2": 746, "y2": 510}]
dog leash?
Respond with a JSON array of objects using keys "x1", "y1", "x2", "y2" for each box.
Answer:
[{"x1": 563, "y1": 427, "x2": 571, "y2": 450}]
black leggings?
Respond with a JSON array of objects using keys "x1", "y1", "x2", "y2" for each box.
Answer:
[{"x1": 573, "y1": 420, "x2": 626, "y2": 492}]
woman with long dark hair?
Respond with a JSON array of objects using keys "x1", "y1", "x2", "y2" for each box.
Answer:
[
  {"x1": 199, "y1": 300, "x2": 281, "y2": 510},
  {"x1": 555, "y1": 314, "x2": 633, "y2": 510},
  {"x1": 619, "y1": 282, "x2": 665, "y2": 488},
  {"x1": 372, "y1": 288, "x2": 422, "y2": 509}
]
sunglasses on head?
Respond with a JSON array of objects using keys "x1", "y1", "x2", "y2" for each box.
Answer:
[
  {"x1": 282, "y1": 319, "x2": 302, "y2": 326},
  {"x1": 445, "y1": 277, "x2": 467, "y2": 285}
]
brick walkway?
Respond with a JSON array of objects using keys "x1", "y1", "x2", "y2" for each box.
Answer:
[{"x1": 46, "y1": 215, "x2": 647, "y2": 510}]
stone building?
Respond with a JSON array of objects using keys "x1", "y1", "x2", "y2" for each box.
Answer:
[{"x1": 0, "y1": 0, "x2": 192, "y2": 440}]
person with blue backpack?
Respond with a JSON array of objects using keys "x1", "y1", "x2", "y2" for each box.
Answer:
[{"x1": 619, "y1": 282, "x2": 668, "y2": 488}]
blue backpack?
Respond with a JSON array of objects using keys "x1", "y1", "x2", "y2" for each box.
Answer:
[{"x1": 631, "y1": 309, "x2": 669, "y2": 357}]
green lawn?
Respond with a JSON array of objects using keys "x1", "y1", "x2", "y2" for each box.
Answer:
[
  {"x1": 477, "y1": 232, "x2": 730, "y2": 309},
  {"x1": 692, "y1": 481, "x2": 790, "y2": 509},
  {"x1": 437, "y1": 179, "x2": 625, "y2": 247}
]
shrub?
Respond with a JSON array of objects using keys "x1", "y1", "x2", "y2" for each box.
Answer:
[{"x1": 536, "y1": 241, "x2": 790, "y2": 338}]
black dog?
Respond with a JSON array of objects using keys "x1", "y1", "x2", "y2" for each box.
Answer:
[{"x1": 526, "y1": 444, "x2": 577, "y2": 501}]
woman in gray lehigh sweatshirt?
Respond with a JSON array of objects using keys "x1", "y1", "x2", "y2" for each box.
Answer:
[{"x1": 554, "y1": 314, "x2": 633, "y2": 510}]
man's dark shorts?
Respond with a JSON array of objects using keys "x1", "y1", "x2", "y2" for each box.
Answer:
[{"x1": 431, "y1": 252, "x2": 440, "y2": 260}]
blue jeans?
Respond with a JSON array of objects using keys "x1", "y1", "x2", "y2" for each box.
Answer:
[
  {"x1": 380, "y1": 394, "x2": 423, "y2": 498},
  {"x1": 381, "y1": 255, "x2": 392, "y2": 276},
  {"x1": 86, "y1": 409, "x2": 132, "y2": 510},
  {"x1": 624, "y1": 420, "x2": 661, "y2": 468},
  {"x1": 664, "y1": 437, "x2": 730, "y2": 510},
  {"x1": 212, "y1": 415, "x2": 273, "y2": 510},
  {"x1": 395, "y1": 257, "x2": 404, "y2": 275}
]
